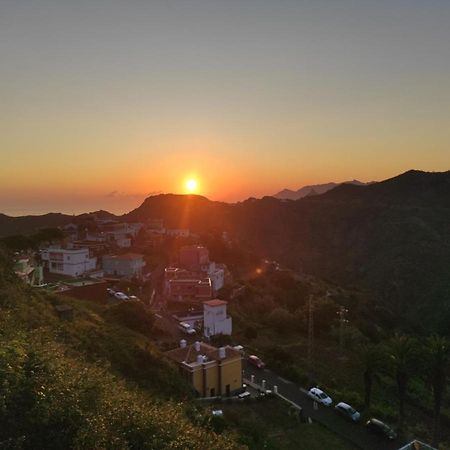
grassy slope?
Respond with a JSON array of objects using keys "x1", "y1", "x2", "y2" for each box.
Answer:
[
  {"x1": 0, "y1": 252, "x2": 241, "y2": 449},
  {"x1": 221, "y1": 398, "x2": 356, "y2": 450}
]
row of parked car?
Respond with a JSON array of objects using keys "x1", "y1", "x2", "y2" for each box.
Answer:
[
  {"x1": 245, "y1": 352, "x2": 397, "y2": 442},
  {"x1": 307, "y1": 387, "x2": 397, "y2": 440}
]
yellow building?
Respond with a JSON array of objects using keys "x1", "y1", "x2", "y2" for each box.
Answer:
[{"x1": 166, "y1": 341, "x2": 243, "y2": 398}]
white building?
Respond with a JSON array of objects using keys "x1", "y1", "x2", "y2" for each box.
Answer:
[
  {"x1": 41, "y1": 247, "x2": 97, "y2": 277},
  {"x1": 103, "y1": 231, "x2": 131, "y2": 248},
  {"x1": 203, "y1": 299, "x2": 232, "y2": 338},
  {"x1": 102, "y1": 253, "x2": 146, "y2": 278},
  {"x1": 204, "y1": 262, "x2": 225, "y2": 293}
]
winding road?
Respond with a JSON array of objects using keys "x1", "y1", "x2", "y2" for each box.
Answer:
[{"x1": 244, "y1": 363, "x2": 406, "y2": 450}]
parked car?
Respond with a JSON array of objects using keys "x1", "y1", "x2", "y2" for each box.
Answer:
[
  {"x1": 248, "y1": 355, "x2": 265, "y2": 369},
  {"x1": 365, "y1": 418, "x2": 397, "y2": 440},
  {"x1": 178, "y1": 322, "x2": 196, "y2": 335},
  {"x1": 334, "y1": 402, "x2": 361, "y2": 422},
  {"x1": 106, "y1": 288, "x2": 115, "y2": 296},
  {"x1": 114, "y1": 291, "x2": 129, "y2": 301},
  {"x1": 307, "y1": 387, "x2": 333, "y2": 406},
  {"x1": 237, "y1": 391, "x2": 251, "y2": 400}
]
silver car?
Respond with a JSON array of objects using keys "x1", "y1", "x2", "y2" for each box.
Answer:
[{"x1": 335, "y1": 402, "x2": 361, "y2": 422}]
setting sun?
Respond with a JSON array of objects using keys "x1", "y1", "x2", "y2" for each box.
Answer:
[{"x1": 185, "y1": 178, "x2": 198, "y2": 193}]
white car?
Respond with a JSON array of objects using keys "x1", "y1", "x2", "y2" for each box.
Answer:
[
  {"x1": 237, "y1": 391, "x2": 251, "y2": 400},
  {"x1": 178, "y1": 322, "x2": 196, "y2": 335},
  {"x1": 335, "y1": 402, "x2": 361, "y2": 422},
  {"x1": 114, "y1": 291, "x2": 129, "y2": 301},
  {"x1": 307, "y1": 387, "x2": 333, "y2": 406}
]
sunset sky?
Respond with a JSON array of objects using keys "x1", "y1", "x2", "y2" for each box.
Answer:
[{"x1": 1, "y1": 0, "x2": 450, "y2": 215}]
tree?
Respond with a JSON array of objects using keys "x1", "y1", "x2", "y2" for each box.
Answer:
[
  {"x1": 267, "y1": 307, "x2": 294, "y2": 333},
  {"x1": 388, "y1": 333, "x2": 419, "y2": 427},
  {"x1": 331, "y1": 324, "x2": 365, "y2": 351},
  {"x1": 244, "y1": 326, "x2": 258, "y2": 340},
  {"x1": 425, "y1": 335, "x2": 450, "y2": 448},
  {"x1": 357, "y1": 343, "x2": 386, "y2": 414}
]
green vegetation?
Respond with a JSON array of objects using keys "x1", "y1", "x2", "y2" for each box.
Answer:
[
  {"x1": 219, "y1": 398, "x2": 356, "y2": 450},
  {"x1": 105, "y1": 299, "x2": 155, "y2": 337},
  {"x1": 224, "y1": 265, "x2": 450, "y2": 448},
  {"x1": 0, "y1": 249, "x2": 241, "y2": 449},
  {"x1": 425, "y1": 335, "x2": 450, "y2": 448},
  {"x1": 0, "y1": 227, "x2": 64, "y2": 251}
]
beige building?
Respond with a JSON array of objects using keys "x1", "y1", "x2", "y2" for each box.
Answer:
[{"x1": 166, "y1": 341, "x2": 242, "y2": 398}]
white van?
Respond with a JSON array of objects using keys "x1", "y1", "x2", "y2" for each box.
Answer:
[{"x1": 178, "y1": 322, "x2": 196, "y2": 335}]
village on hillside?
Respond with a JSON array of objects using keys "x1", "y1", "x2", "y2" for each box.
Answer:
[
  {"x1": 11, "y1": 216, "x2": 254, "y2": 399},
  {"x1": 8, "y1": 214, "x2": 439, "y2": 450}
]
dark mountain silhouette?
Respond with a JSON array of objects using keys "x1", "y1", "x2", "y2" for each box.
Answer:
[
  {"x1": 1, "y1": 169, "x2": 449, "y2": 332},
  {"x1": 77, "y1": 210, "x2": 117, "y2": 221},
  {"x1": 0, "y1": 210, "x2": 118, "y2": 237},
  {"x1": 0, "y1": 213, "x2": 74, "y2": 237},
  {"x1": 273, "y1": 179, "x2": 372, "y2": 200},
  {"x1": 124, "y1": 194, "x2": 231, "y2": 229},
  {"x1": 124, "y1": 170, "x2": 450, "y2": 332}
]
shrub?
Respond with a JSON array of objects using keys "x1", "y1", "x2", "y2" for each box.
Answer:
[
  {"x1": 267, "y1": 307, "x2": 295, "y2": 333},
  {"x1": 105, "y1": 300, "x2": 154, "y2": 336},
  {"x1": 369, "y1": 403, "x2": 398, "y2": 423},
  {"x1": 245, "y1": 326, "x2": 258, "y2": 340}
]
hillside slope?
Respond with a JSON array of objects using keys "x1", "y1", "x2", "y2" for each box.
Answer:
[
  {"x1": 125, "y1": 170, "x2": 450, "y2": 332},
  {"x1": 2, "y1": 170, "x2": 449, "y2": 332},
  {"x1": 0, "y1": 210, "x2": 118, "y2": 237},
  {"x1": 0, "y1": 250, "x2": 241, "y2": 449}
]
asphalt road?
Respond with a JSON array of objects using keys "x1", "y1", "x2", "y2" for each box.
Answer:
[{"x1": 244, "y1": 363, "x2": 406, "y2": 450}]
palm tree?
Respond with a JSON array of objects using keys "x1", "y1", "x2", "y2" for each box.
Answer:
[
  {"x1": 388, "y1": 333, "x2": 419, "y2": 428},
  {"x1": 358, "y1": 343, "x2": 386, "y2": 414},
  {"x1": 425, "y1": 335, "x2": 450, "y2": 448}
]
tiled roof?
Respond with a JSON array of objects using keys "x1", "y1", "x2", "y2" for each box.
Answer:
[{"x1": 203, "y1": 299, "x2": 227, "y2": 307}]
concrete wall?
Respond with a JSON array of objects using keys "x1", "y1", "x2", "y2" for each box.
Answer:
[{"x1": 182, "y1": 356, "x2": 242, "y2": 397}]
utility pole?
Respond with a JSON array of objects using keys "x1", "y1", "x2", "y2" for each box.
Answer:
[{"x1": 307, "y1": 294, "x2": 314, "y2": 385}]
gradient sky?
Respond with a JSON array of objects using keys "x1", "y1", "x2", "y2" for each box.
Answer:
[{"x1": 1, "y1": 0, "x2": 450, "y2": 215}]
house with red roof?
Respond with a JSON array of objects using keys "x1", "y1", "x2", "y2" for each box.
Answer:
[{"x1": 203, "y1": 299, "x2": 232, "y2": 338}]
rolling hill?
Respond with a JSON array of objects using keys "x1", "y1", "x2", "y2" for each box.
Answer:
[
  {"x1": 0, "y1": 210, "x2": 118, "y2": 238},
  {"x1": 1, "y1": 169, "x2": 449, "y2": 332},
  {"x1": 125, "y1": 170, "x2": 450, "y2": 332},
  {"x1": 273, "y1": 180, "x2": 372, "y2": 200}
]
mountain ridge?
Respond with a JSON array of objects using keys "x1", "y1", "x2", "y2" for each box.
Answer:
[
  {"x1": 273, "y1": 179, "x2": 374, "y2": 200},
  {"x1": 123, "y1": 169, "x2": 450, "y2": 332}
]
